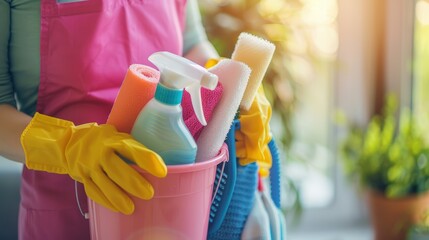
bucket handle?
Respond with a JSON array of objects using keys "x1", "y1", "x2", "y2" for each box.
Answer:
[
  {"x1": 75, "y1": 180, "x2": 89, "y2": 219},
  {"x1": 211, "y1": 159, "x2": 227, "y2": 203}
]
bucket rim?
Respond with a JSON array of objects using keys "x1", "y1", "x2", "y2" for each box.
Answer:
[
  {"x1": 165, "y1": 143, "x2": 228, "y2": 173},
  {"x1": 134, "y1": 143, "x2": 229, "y2": 174}
]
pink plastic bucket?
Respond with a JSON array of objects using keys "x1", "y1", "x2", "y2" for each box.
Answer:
[{"x1": 88, "y1": 144, "x2": 229, "y2": 240}]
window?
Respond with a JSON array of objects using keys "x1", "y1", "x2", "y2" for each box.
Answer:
[
  {"x1": 291, "y1": 0, "x2": 417, "y2": 234},
  {"x1": 280, "y1": 0, "x2": 338, "y2": 210},
  {"x1": 199, "y1": 0, "x2": 418, "y2": 236},
  {"x1": 413, "y1": 0, "x2": 429, "y2": 134}
]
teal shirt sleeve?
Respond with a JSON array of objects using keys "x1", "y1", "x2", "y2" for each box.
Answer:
[
  {"x1": 0, "y1": 0, "x2": 17, "y2": 108},
  {"x1": 0, "y1": 0, "x2": 40, "y2": 116},
  {"x1": 183, "y1": 0, "x2": 208, "y2": 55}
]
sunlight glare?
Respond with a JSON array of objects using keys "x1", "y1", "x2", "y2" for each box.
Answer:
[
  {"x1": 416, "y1": 0, "x2": 429, "y2": 25},
  {"x1": 311, "y1": 25, "x2": 338, "y2": 57},
  {"x1": 258, "y1": 0, "x2": 286, "y2": 17},
  {"x1": 300, "y1": 0, "x2": 338, "y2": 26}
]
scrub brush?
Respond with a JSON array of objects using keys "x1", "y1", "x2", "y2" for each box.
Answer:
[
  {"x1": 231, "y1": 32, "x2": 275, "y2": 111},
  {"x1": 208, "y1": 119, "x2": 238, "y2": 235},
  {"x1": 208, "y1": 33, "x2": 276, "y2": 238}
]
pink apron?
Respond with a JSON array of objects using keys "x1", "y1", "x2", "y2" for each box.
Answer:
[{"x1": 19, "y1": 0, "x2": 185, "y2": 239}]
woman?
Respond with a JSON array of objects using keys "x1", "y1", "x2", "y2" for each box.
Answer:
[{"x1": 0, "y1": 0, "x2": 218, "y2": 239}]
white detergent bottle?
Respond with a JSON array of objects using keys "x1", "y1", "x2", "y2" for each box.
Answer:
[{"x1": 131, "y1": 51, "x2": 218, "y2": 165}]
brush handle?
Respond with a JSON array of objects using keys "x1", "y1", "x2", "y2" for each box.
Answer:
[
  {"x1": 231, "y1": 32, "x2": 275, "y2": 110},
  {"x1": 207, "y1": 119, "x2": 238, "y2": 235}
]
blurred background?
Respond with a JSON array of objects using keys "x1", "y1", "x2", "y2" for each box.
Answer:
[
  {"x1": 0, "y1": 1, "x2": 428, "y2": 239},
  {"x1": 198, "y1": 0, "x2": 429, "y2": 239}
]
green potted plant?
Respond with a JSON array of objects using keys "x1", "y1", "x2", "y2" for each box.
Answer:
[
  {"x1": 407, "y1": 210, "x2": 429, "y2": 240},
  {"x1": 339, "y1": 95, "x2": 429, "y2": 240},
  {"x1": 408, "y1": 224, "x2": 429, "y2": 240}
]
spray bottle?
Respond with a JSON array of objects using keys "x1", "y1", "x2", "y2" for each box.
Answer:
[{"x1": 131, "y1": 51, "x2": 218, "y2": 165}]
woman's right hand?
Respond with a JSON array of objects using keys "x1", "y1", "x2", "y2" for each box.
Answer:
[{"x1": 21, "y1": 112, "x2": 167, "y2": 215}]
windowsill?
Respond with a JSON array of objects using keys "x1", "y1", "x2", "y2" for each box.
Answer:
[{"x1": 289, "y1": 224, "x2": 373, "y2": 240}]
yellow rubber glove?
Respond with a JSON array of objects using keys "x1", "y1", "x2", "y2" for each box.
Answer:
[
  {"x1": 205, "y1": 58, "x2": 222, "y2": 68},
  {"x1": 21, "y1": 113, "x2": 167, "y2": 215},
  {"x1": 236, "y1": 85, "x2": 273, "y2": 177}
]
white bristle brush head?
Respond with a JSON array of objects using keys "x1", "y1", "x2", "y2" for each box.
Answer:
[{"x1": 231, "y1": 32, "x2": 275, "y2": 111}]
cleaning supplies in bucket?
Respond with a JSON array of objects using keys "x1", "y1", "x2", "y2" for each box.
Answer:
[
  {"x1": 206, "y1": 32, "x2": 277, "y2": 239},
  {"x1": 87, "y1": 52, "x2": 229, "y2": 240},
  {"x1": 131, "y1": 51, "x2": 218, "y2": 165},
  {"x1": 88, "y1": 143, "x2": 229, "y2": 240}
]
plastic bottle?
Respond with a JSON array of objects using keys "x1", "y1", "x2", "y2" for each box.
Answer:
[{"x1": 131, "y1": 51, "x2": 218, "y2": 165}]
